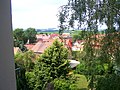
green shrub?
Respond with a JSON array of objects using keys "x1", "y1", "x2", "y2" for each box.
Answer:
[
  {"x1": 53, "y1": 74, "x2": 88, "y2": 90},
  {"x1": 96, "y1": 74, "x2": 120, "y2": 90}
]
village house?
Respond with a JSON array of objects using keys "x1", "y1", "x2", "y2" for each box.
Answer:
[
  {"x1": 72, "y1": 40, "x2": 84, "y2": 51},
  {"x1": 25, "y1": 33, "x2": 73, "y2": 54},
  {"x1": 26, "y1": 33, "x2": 108, "y2": 55},
  {"x1": 31, "y1": 39, "x2": 54, "y2": 54},
  {"x1": 36, "y1": 34, "x2": 50, "y2": 41},
  {"x1": 50, "y1": 33, "x2": 59, "y2": 39},
  {"x1": 14, "y1": 47, "x2": 22, "y2": 54},
  {"x1": 62, "y1": 33, "x2": 71, "y2": 38}
]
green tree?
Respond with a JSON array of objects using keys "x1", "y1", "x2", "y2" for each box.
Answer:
[
  {"x1": 59, "y1": 0, "x2": 120, "y2": 89},
  {"x1": 58, "y1": 0, "x2": 120, "y2": 31},
  {"x1": 15, "y1": 51, "x2": 35, "y2": 72},
  {"x1": 24, "y1": 28, "x2": 37, "y2": 43},
  {"x1": 13, "y1": 28, "x2": 27, "y2": 51},
  {"x1": 96, "y1": 74, "x2": 120, "y2": 90},
  {"x1": 40, "y1": 40, "x2": 69, "y2": 79},
  {"x1": 15, "y1": 63, "x2": 28, "y2": 90},
  {"x1": 13, "y1": 28, "x2": 28, "y2": 44},
  {"x1": 27, "y1": 40, "x2": 70, "y2": 90},
  {"x1": 72, "y1": 31, "x2": 88, "y2": 42},
  {"x1": 72, "y1": 33, "x2": 83, "y2": 42},
  {"x1": 15, "y1": 51, "x2": 36, "y2": 90}
]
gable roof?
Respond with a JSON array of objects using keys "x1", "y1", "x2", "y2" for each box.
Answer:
[
  {"x1": 24, "y1": 44, "x2": 35, "y2": 50},
  {"x1": 31, "y1": 39, "x2": 54, "y2": 54},
  {"x1": 36, "y1": 34, "x2": 50, "y2": 40}
]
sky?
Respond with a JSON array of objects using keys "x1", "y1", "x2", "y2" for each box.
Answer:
[{"x1": 11, "y1": 0, "x2": 68, "y2": 29}]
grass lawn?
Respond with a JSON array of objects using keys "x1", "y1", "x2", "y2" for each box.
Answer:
[
  {"x1": 73, "y1": 74, "x2": 88, "y2": 90},
  {"x1": 37, "y1": 31, "x2": 59, "y2": 34}
]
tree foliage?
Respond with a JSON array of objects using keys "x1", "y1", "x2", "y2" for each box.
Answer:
[
  {"x1": 72, "y1": 31, "x2": 85, "y2": 42},
  {"x1": 13, "y1": 28, "x2": 28, "y2": 51},
  {"x1": 59, "y1": 0, "x2": 120, "y2": 89},
  {"x1": 13, "y1": 28, "x2": 27, "y2": 43},
  {"x1": 15, "y1": 63, "x2": 28, "y2": 90},
  {"x1": 26, "y1": 40, "x2": 70, "y2": 90},
  {"x1": 58, "y1": 0, "x2": 120, "y2": 31},
  {"x1": 15, "y1": 51, "x2": 36, "y2": 90},
  {"x1": 39, "y1": 40, "x2": 69, "y2": 79},
  {"x1": 15, "y1": 51, "x2": 35, "y2": 72},
  {"x1": 96, "y1": 74, "x2": 120, "y2": 90},
  {"x1": 13, "y1": 28, "x2": 37, "y2": 51},
  {"x1": 24, "y1": 28, "x2": 37, "y2": 43}
]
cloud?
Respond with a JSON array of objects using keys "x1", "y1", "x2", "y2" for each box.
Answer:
[
  {"x1": 12, "y1": 5, "x2": 59, "y2": 29},
  {"x1": 11, "y1": 0, "x2": 68, "y2": 29}
]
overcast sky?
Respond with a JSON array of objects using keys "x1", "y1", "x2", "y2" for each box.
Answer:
[{"x1": 11, "y1": 0, "x2": 68, "y2": 29}]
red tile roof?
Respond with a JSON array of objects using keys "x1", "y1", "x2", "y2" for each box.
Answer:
[
  {"x1": 62, "y1": 33, "x2": 70, "y2": 38},
  {"x1": 50, "y1": 34, "x2": 59, "y2": 38},
  {"x1": 36, "y1": 34, "x2": 50, "y2": 41},
  {"x1": 31, "y1": 39, "x2": 54, "y2": 54},
  {"x1": 24, "y1": 44, "x2": 35, "y2": 50},
  {"x1": 25, "y1": 35, "x2": 73, "y2": 54},
  {"x1": 65, "y1": 39, "x2": 72, "y2": 49}
]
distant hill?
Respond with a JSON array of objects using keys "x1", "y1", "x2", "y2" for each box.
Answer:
[
  {"x1": 36, "y1": 28, "x2": 59, "y2": 33},
  {"x1": 36, "y1": 28, "x2": 85, "y2": 34}
]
